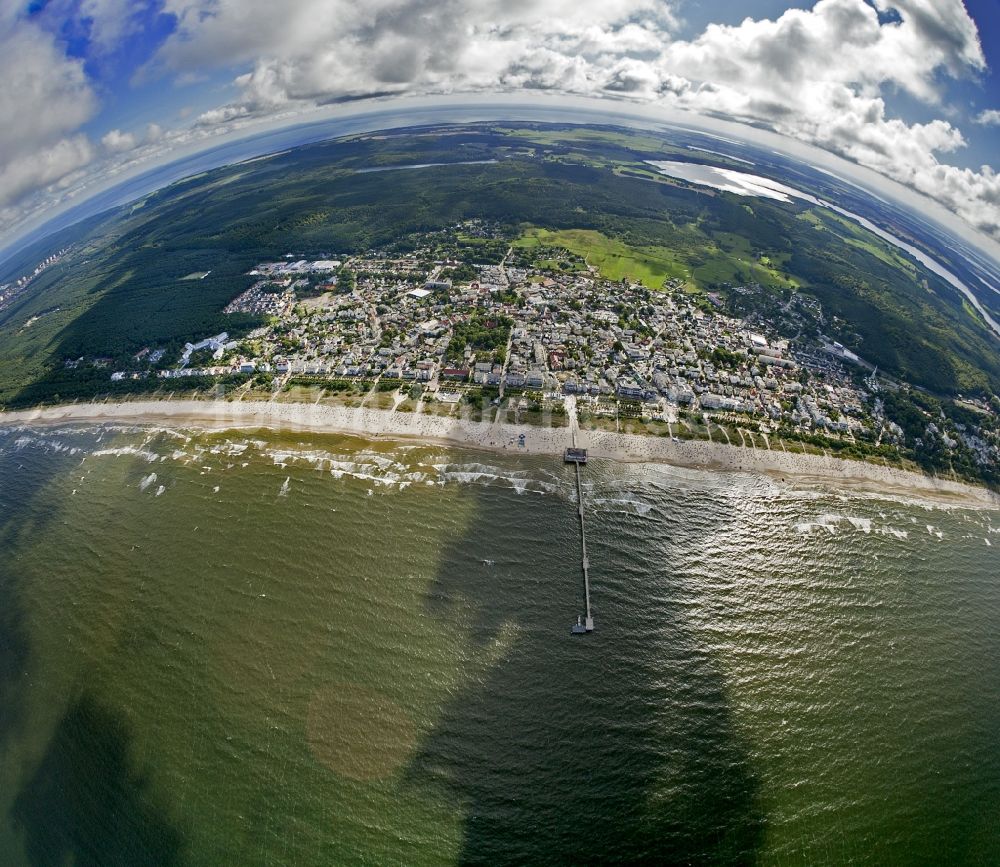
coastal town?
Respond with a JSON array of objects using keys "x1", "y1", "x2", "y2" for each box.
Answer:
[
  {"x1": 0, "y1": 246, "x2": 71, "y2": 316},
  {"x1": 92, "y1": 221, "x2": 997, "y2": 473}
]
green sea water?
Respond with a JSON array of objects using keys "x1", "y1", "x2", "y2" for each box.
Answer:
[{"x1": 0, "y1": 423, "x2": 997, "y2": 865}]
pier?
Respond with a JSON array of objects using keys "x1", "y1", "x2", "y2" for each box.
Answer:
[{"x1": 566, "y1": 448, "x2": 594, "y2": 633}]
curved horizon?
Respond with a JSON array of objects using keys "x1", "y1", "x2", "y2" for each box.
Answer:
[{"x1": 5, "y1": 94, "x2": 1000, "y2": 276}]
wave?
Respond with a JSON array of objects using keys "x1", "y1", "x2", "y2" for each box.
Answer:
[
  {"x1": 91, "y1": 445, "x2": 159, "y2": 462},
  {"x1": 591, "y1": 496, "x2": 655, "y2": 517}
]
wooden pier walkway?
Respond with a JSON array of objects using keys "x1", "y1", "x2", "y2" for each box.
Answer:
[
  {"x1": 564, "y1": 412, "x2": 594, "y2": 634},
  {"x1": 572, "y1": 458, "x2": 594, "y2": 633}
]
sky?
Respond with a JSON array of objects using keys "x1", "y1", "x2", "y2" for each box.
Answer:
[{"x1": 2, "y1": 0, "x2": 1000, "y2": 259}]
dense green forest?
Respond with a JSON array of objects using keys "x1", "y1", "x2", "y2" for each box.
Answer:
[
  {"x1": 0, "y1": 122, "x2": 997, "y2": 409},
  {"x1": 447, "y1": 314, "x2": 513, "y2": 364}
]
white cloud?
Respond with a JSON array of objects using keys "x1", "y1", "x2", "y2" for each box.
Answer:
[
  {"x1": 83, "y1": 0, "x2": 143, "y2": 45},
  {"x1": 101, "y1": 128, "x2": 138, "y2": 153},
  {"x1": 873, "y1": 0, "x2": 985, "y2": 77},
  {"x1": 660, "y1": 0, "x2": 983, "y2": 107},
  {"x1": 154, "y1": 0, "x2": 677, "y2": 108},
  {"x1": 976, "y1": 109, "x2": 1000, "y2": 127},
  {"x1": 100, "y1": 123, "x2": 166, "y2": 154},
  {"x1": 0, "y1": 135, "x2": 95, "y2": 207},
  {"x1": 0, "y1": 16, "x2": 96, "y2": 157},
  {"x1": 0, "y1": 7, "x2": 98, "y2": 216}
]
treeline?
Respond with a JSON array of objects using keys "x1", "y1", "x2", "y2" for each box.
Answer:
[
  {"x1": 447, "y1": 314, "x2": 512, "y2": 363},
  {"x1": 1, "y1": 371, "x2": 249, "y2": 410}
]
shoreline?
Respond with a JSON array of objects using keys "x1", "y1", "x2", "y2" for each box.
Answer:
[{"x1": 2, "y1": 398, "x2": 997, "y2": 508}]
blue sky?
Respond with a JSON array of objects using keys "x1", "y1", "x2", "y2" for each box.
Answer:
[
  {"x1": 961, "y1": 0, "x2": 1000, "y2": 165},
  {"x1": 2, "y1": 0, "x2": 999, "y2": 256}
]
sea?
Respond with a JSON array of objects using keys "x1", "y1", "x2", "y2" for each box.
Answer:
[{"x1": 0, "y1": 423, "x2": 997, "y2": 865}]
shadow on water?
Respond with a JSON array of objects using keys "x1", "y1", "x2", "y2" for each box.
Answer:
[
  {"x1": 0, "y1": 429, "x2": 84, "y2": 744},
  {"x1": 0, "y1": 585, "x2": 30, "y2": 741},
  {"x1": 10, "y1": 693, "x2": 183, "y2": 867},
  {"x1": 0, "y1": 428, "x2": 184, "y2": 864},
  {"x1": 406, "y1": 471, "x2": 764, "y2": 865}
]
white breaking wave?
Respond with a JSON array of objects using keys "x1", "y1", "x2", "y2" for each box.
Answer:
[{"x1": 92, "y1": 445, "x2": 159, "y2": 463}]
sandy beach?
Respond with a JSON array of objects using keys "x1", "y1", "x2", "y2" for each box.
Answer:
[{"x1": 2, "y1": 398, "x2": 997, "y2": 508}]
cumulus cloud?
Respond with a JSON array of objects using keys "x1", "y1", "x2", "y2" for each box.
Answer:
[
  {"x1": 79, "y1": 0, "x2": 152, "y2": 51},
  {"x1": 101, "y1": 128, "x2": 138, "y2": 153},
  {"x1": 662, "y1": 0, "x2": 983, "y2": 106},
  {"x1": 874, "y1": 0, "x2": 984, "y2": 77},
  {"x1": 0, "y1": 6, "x2": 98, "y2": 217},
  {"x1": 0, "y1": 135, "x2": 95, "y2": 207},
  {"x1": 154, "y1": 0, "x2": 677, "y2": 109},
  {"x1": 976, "y1": 109, "x2": 1000, "y2": 127},
  {"x1": 100, "y1": 123, "x2": 166, "y2": 154}
]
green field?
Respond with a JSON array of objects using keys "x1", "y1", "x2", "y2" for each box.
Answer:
[
  {"x1": 514, "y1": 227, "x2": 689, "y2": 288},
  {"x1": 514, "y1": 225, "x2": 800, "y2": 293}
]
